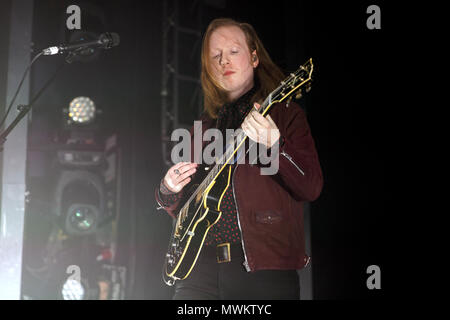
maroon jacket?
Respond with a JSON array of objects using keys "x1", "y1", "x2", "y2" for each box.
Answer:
[{"x1": 156, "y1": 101, "x2": 323, "y2": 272}]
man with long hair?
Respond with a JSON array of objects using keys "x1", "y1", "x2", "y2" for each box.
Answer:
[{"x1": 156, "y1": 18, "x2": 323, "y2": 299}]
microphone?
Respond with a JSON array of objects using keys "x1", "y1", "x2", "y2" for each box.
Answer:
[{"x1": 42, "y1": 32, "x2": 120, "y2": 56}]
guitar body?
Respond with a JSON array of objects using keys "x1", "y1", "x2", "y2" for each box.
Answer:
[{"x1": 163, "y1": 164, "x2": 234, "y2": 283}]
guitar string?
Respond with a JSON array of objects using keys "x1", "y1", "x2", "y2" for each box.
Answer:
[
  {"x1": 179, "y1": 64, "x2": 311, "y2": 220},
  {"x1": 166, "y1": 59, "x2": 313, "y2": 279},
  {"x1": 178, "y1": 61, "x2": 312, "y2": 221}
]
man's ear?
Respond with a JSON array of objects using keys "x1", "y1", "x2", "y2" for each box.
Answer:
[{"x1": 251, "y1": 50, "x2": 259, "y2": 68}]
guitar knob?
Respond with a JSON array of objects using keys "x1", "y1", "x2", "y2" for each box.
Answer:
[{"x1": 305, "y1": 83, "x2": 311, "y2": 92}]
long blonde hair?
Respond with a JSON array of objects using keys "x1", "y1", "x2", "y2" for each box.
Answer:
[{"x1": 201, "y1": 18, "x2": 285, "y2": 119}]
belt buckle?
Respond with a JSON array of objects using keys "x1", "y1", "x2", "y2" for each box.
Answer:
[{"x1": 217, "y1": 243, "x2": 231, "y2": 263}]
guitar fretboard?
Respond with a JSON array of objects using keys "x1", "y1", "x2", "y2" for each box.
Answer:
[{"x1": 177, "y1": 58, "x2": 313, "y2": 223}]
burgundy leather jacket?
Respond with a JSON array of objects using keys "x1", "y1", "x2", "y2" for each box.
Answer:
[{"x1": 156, "y1": 101, "x2": 323, "y2": 272}]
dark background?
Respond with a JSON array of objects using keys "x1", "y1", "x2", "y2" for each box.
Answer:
[{"x1": 0, "y1": 0, "x2": 388, "y2": 300}]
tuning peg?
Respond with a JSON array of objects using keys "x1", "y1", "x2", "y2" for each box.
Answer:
[
  {"x1": 295, "y1": 90, "x2": 303, "y2": 99},
  {"x1": 286, "y1": 96, "x2": 293, "y2": 107},
  {"x1": 305, "y1": 82, "x2": 312, "y2": 92}
]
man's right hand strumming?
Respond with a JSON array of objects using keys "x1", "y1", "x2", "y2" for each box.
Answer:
[{"x1": 161, "y1": 162, "x2": 198, "y2": 194}]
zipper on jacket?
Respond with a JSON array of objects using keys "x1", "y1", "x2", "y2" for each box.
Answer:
[
  {"x1": 231, "y1": 164, "x2": 251, "y2": 272},
  {"x1": 280, "y1": 151, "x2": 305, "y2": 176}
]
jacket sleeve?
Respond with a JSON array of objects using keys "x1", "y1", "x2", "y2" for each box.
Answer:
[
  {"x1": 273, "y1": 102, "x2": 323, "y2": 202},
  {"x1": 155, "y1": 185, "x2": 184, "y2": 219}
]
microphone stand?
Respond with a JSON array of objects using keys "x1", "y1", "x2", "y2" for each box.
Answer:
[
  {"x1": 0, "y1": 104, "x2": 32, "y2": 152},
  {"x1": 0, "y1": 31, "x2": 119, "y2": 151},
  {"x1": 0, "y1": 54, "x2": 67, "y2": 152},
  {"x1": 65, "y1": 46, "x2": 89, "y2": 64}
]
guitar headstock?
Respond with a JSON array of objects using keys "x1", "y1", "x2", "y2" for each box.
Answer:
[
  {"x1": 264, "y1": 58, "x2": 314, "y2": 109},
  {"x1": 280, "y1": 58, "x2": 313, "y2": 100}
]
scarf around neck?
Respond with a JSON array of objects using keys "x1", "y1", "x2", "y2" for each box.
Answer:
[{"x1": 215, "y1": 85, "x2": 258, "y2": 134}]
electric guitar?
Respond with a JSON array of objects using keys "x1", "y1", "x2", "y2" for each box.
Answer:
[{"x1": 162, "y1": 58, "x2": 314, "y2": 285}]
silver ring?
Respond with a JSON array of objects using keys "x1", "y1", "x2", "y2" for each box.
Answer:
[{"x1": 174, "y1": 169, "x2": 180, "y2": 175}]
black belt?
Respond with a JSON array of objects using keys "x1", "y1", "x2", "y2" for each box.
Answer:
[{"x1": 202, "y1": 242, "x2": 243, "y2": 264}]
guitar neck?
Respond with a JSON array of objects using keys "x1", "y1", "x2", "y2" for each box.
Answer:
[
  {"x1": 180, "y1": 58, "x2": 314, "y2": 213},
  {"x1": 180, "y1": 98, "x2": 275, "y2": 212}
]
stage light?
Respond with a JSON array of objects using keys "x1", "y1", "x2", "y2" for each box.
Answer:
[
  {"x1": 66, "y1": 204, "x2": 98, "y2": 235},
  {"x1": 61, "y1": 279, "x2": 85, "y2": 300},
  {"x1": 53, "y1": 170, "x2": 105, "y2": 236},
  {"x1": 68, "y1": 96, "x2": 96, "y2": 124}
]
